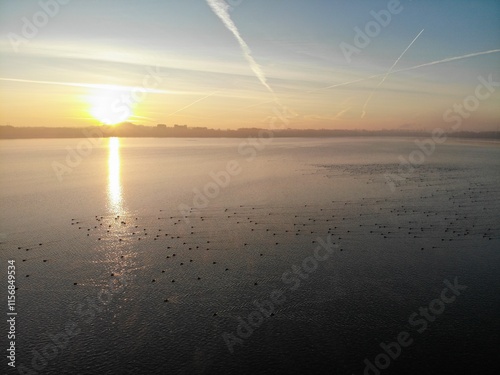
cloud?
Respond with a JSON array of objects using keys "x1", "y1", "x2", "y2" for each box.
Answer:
[
  {"x1": 206, "y1": 0, "x2": 274, "y2": 95},
  {"x1": 0, "y1": 77, "x2": 187, "y2": 95}
]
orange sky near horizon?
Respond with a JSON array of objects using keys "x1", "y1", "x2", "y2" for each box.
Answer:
[{"x1": 0, "y1": 1, "x2": 499, "y2": 131}]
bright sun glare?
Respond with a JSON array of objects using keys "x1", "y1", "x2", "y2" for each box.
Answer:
[{"x1": 88, "y1": 88, "x2": 132, "y2": 125}]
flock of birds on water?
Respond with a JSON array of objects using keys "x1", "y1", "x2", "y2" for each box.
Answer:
[
  {"x1": 0, "y1": 160, "x2": 497, "y2": 375},
  {"x1": 5, "y1": 164, "x2": 498, "y2": 323}
]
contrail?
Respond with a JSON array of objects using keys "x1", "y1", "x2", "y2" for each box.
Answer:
[
  {"x1": 0, "y1": 77, "x2": 171, "y2": 94},
  {"x1": 399, "y1": 48, "x2": 500, "y2": 74},
  {"x1": 361, "y1": 29, "x2": 424, "y2": 118},
  {"x1": 206, "y1": 0, "x2": 274, "y2": 95},
  {"x1": 312, "y1": 48, "x2": 500, "y2": 93},
  {"x1": 333, "y1": 106, "x2": 352, "y2": 120},
  {"x1": 166, "y1": 91, "x2": 219, "y2": 117}
]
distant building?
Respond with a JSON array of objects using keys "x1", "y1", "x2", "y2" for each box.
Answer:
[
  {"x1": 174, "y1": 124, "x2": 188, "y2": 129},
  {"x1": 157, "y1": 124, "x2": 167, "y2": 128}
]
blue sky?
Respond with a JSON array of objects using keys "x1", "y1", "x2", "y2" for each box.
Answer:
[{"x1": 0, "y1": 0, "x2": 499, "y2": 130}]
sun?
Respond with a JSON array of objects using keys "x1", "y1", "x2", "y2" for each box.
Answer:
[{"x1": 87, "y1": 88, "x2": 132, "y2": 125}]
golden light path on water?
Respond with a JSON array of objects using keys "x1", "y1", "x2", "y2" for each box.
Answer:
[
  {"x1": 105, "y1": 137, "x2": 133, "y2": 290},
  {"x1": 108, "y1": 137, "x2": 123, "y2": 215}
]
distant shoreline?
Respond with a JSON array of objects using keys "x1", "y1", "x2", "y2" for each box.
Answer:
[{"x1": 1, "y1": 124, "x2": 499, "y2": 141}]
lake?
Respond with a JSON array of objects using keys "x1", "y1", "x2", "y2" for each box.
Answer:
[{"x1": 1, "y1": 137, "x2": 499, "y2": 375}]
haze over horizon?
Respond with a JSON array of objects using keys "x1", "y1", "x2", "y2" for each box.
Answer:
[{"x1": 1, "y1": 0, "x2": 499, "y2": 131}]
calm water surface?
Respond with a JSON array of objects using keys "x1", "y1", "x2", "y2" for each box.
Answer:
[{"x1": 1, "y1": 138, "x2": 499, "y2": 374}]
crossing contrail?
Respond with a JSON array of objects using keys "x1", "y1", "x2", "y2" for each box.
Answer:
[
  {"x1": 312, "y1": 48, "x2": 500, "y2": 93},
  {"x1": 361, "y1": 29, "x2": 424, "y2": 118},
  {"x1": 206, "y1": 0, "x2": 274, "y2": 95}
]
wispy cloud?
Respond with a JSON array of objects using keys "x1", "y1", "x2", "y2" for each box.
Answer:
[
  {"x1": 206, "y1": 0, "x2": 274, "y2": 95},
  {"x1": 0, "y1": 77, "x2": 181, "y2": 95}
]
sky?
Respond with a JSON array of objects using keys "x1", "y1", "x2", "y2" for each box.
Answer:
[{"x1": 0, "y1": 0, "x2": 499, "y2": 131}]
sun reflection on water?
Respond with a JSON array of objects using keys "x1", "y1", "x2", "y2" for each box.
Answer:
[
  {"x1": 104, "y1": 137, "x2": 134, "y2": 292},
  {"x1": 108, "y1": 137, "x2": 123, "y2": 214}
]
